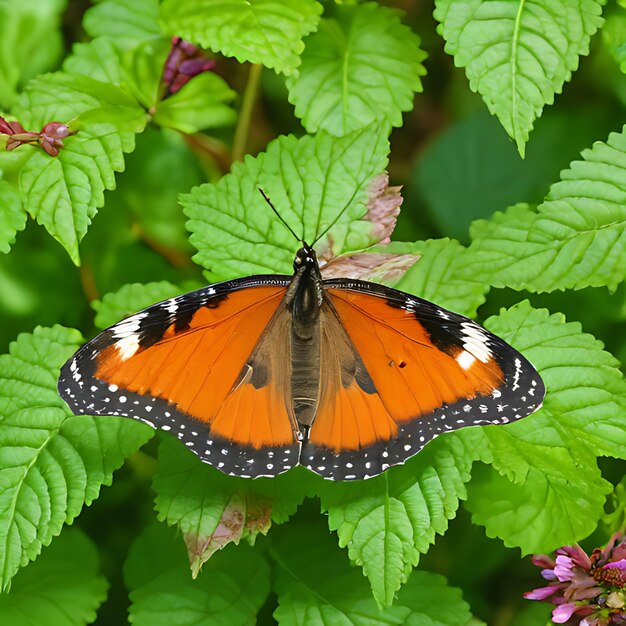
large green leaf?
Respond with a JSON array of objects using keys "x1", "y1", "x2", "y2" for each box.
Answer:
[
  {"x1": 319, "y1": 436, "x2": 475, "y2": 607},
  {"x1": 126, "y1": 522, "x2": 270, "y2": 626},
  {"x1": 287, "y1": 2, "x2": 426, "y2": 135},
  {"x1": 434, "y1": 0, "x2": 606, "y2": 155},
  {"x1": 0, "y1": 326, "x2": 153, "y2": 590},
  {"x1": 272, "y1": 517, "x2": 477, "y2": 624},
  {"x1": 0, "y1": 528, "x2": 107, "y2": 625},
  {"x1": 0, "y1": 0, "x2": 66, "y2": 109},
  {"x1": 160, "y1": 0, "x2": 323, "y2": 75},
  {"x1": 462, "y1": 126, "x2": 626, "y2": 292},
  {"x1": 153, "y1": 438, "x2": 314, "y2": 575},
  {"x1": 183, "y1": 124, "x2": 390, "y2": 281},
  {"x1": 463, "y1": 302, "x2": 621, "y2": 553},
  {"x1": 0, "y1": 179, "x2": 26, "y2": 254}
]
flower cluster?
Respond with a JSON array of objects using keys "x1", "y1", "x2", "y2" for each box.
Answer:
[
  {"x1": 525, "y1": 533, "x2": 626, "y2": 625},
  {"x1": 162, "y1": 37, "x2": 217, "y2": 96},
  {"x1": 0, "y1": 116, "x2": 71, "y2": 156}
]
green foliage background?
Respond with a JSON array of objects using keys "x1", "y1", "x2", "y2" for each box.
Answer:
[{"x1": 1, "y1": 0, "x2": 626, "y2": 624}]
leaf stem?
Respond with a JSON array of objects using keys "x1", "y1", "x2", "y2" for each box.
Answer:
[{"x1": 232, "y1": 63, "x2": 262, "y2": 163}]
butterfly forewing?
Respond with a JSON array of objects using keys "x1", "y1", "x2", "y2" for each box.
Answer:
[
  {"x1": 300, "y1": 279, "x2": 545, "y2": 480},
  {"x1": 58, "y1": 276, "x2": 301, "y2": 478}
]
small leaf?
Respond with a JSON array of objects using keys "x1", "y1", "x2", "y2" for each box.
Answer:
[
  {"x1": 0, "y1": 325, "x2": 153, "y2": 590},
  {"x1": 126, "y1": 522, "x2": 270, "y2": 626},
  {"x1": 319, "y1": 436, "x2": 475, "y2": 607},
  {"x1": 159, "y1": 0, "x2": 323, "y2": 75},
  {"x1": 83, "y1": 0, "x2": 161, "y2": 48},
  {"x1": 0, "y1": 179, "x2": 26, "y2": 254},
  {"x1": 64, "y1": 38, "x2": 125, "y2": 86},
  {"x1": 463, "y1": 125, "x2": 626, "y2": 292},
  {"x1": 463, "y1": 302, "x2": 619, "y2": 553},
  {"x1": 434, "y1": 0, "x2": 606, "y2": 155},
  {"x1": 288, "y1": 2, "x2": 426, "y2": 135},
  {"x1": 183, "y1": 124, "x2": 389, "y2": 281},
  {"x1": 19, "y1": 124, "x2": 136, "y2": 265},
  {"x1": 0, "y1": 528, "x2": 108, "y2": 626},
  {"x1": 153, "y1": 438, "x2": 314, "y2": 574},
  {"x1": 92, "y1": 281, "x2": 181, "y2": 329},
  {"x1": 154, "y1": 72, "x2": 237, "y2": 133},
  {"x1": 394, "y1": 238, "x2": 489, "y2": 318},
  {"x1": 273, "y1": 516, "x2": 476, "y2": 624}
]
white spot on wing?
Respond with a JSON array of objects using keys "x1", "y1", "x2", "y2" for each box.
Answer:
[
  {"x1": 455, "y1": 350, "x2": 476, "y2": 370},
  {"x1": 115, "y1": 334, "x2": 139, "y2": 360}
]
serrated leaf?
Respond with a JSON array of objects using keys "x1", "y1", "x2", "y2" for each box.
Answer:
[
  {"x1": 184, "y1": 125, "x2": 389, "y2": 281},
  {"x1": 0, "y1": 325, "x2": 153, "y2": 590},
  {"x1": 462, "y1": 126, "x2": 626, "y2": 292},
  {"x1": 154, "y1": 72, "x2": 236, "y2": 133},
  {"x1": 92, "y1": 281, "x2": 181, "y2": 329},
  {"x1": 0, "y1": 179, "x2": 26, "y2": 254},
  {"x1": 0, "y1": 528, "x2": 108, "y2": 626},
  {"x1": 273, "y1": 517, "x2": 476, "y2": 624},
  {"x1": 394, "y1": 238, "x2": 489, "y2": 318},
  {"x1": 434, "y1": 0, "x2": 606, "y2": 155},
  {"x1": 83, "y1": 0, "x2": 161, "y2": 48},
  {"x1": 18, "y1": 124, "x2": 136, "y2": 265},
  {"x1": 159, "y1": 0, "x2": 323, "y2": 75},
  {"x1": 463, "y1": 302, "x2": 620, "y2": 553},
  {"x1": 0, "y1": 0, "x2": 66, "y2": 109},
  {"x1": 287, "y1": 3, "x2": 426, "y2": 135},
  {"x1": 153, "y1": 438, "x2": 314, "y2": 574},
  {"x1": 319, "y1": 436, "x2": 474, "y2": 607},
  {"x1": 127, "y1": 522, "x2": 270, "y2": 626}
]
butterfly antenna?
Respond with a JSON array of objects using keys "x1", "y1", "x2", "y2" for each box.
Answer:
[
  {"x1": 311, "y1": 194, "x2": 358, "y2": 247},
  {"x1": 258, "y1": 188, "x2": 302, "y2": 244}
]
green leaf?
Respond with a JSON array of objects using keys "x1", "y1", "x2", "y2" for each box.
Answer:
[
  {"x1": 0, "y1": 0, "x2": 66, "y2": 109},
  {"x1": 18, "y1": 124, "x2": 136, "y2": 266},
  {"x1": 273, "y1": 517, "x2": 476, "y2": 624},
  {"x1": 394, "y1": 238, "x2": 489, "y2": 318},
  {"x1": 159, "y1": 0, "x2": 323, "y2": 75},
  {"x1": 463, "y1": 302, "x2": 618, "y2": 553},
  {"x1": 462, "y1": 126, "x2": 626, "y2": 292},
  {"x1": 0, "y1": 528, "x2": 108, "y2": 625},
  {"x1": 92, "y1": 281, "x2": 181, "y2": 330},
  {"x1": 153, "y1": 438, "x2": 313, "y2": 575},
  {"x1": 183, "y1": 124, "x2": 389, "y2": 281},
  {"x1": 0, "y1": 179, "x2": 26, "y2": 254},
  {"x1": 434, "y1": 0, "x2": 606, "y2": 155},
  {"x1": 319, "y1": 436, "x2": 475, "y2": 607},
  {"x1": 0, "y1": 325, "x2": 153, "y2": 590},
  {"x1": 287, "y1": 3, "x2": 426, "y2": 135},
  {"x1": 83, "y1": 0, "x2": 161, "y2": 48},
  {"x1": 153, "y1": 73, "x2": 237, "y2": 133},
  {"x1": 126, "y1": 522, "x2": 270, "y2": 626},
  {"x1": 64, "y1": 38, "x2": 125, "y2": 86}
]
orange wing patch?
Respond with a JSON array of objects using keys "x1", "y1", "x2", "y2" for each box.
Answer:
[
  {"x1": 95, "y1": 286, "x2": 296, "y2": 448},
  {"x1": 309, "y1": 290, "x2": 504, "y2": 452}
]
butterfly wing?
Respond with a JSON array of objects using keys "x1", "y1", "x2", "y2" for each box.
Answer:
[
  {"x1": 58, "y1": 276, "x2": 301, "y2": 478},
  {"x1": 302, "y1": 279, "x2": 545, "y2": 480}
]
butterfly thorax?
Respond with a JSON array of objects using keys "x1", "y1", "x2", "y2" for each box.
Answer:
[{"x1": 285, "y1": 245, "x2": 324, "y2": 429}]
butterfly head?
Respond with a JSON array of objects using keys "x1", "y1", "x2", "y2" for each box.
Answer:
[{"x1": 293, "y1": 243, "x2": 318, "y2": 273}]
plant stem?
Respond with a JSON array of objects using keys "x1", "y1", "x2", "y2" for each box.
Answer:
[{"x1": 232, "y1": 63, "x2": 262, "y2": 163}]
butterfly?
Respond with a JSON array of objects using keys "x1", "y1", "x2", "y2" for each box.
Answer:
[{"x1": 58, "y1": 195, "x2": 545, "y2": 481}]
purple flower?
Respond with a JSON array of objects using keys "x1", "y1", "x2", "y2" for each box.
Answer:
[
  {"x1": 0, "y1": 115, "x2": 72, "y2": 156},
  {"x1": 161, "y1": 37, "x2": 217, "y2": 98},
  {"x1": 526, "y1": 533, "x2": 626, "y2": 625}
]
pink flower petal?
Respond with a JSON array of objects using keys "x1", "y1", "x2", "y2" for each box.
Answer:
[
  {"x1": 604, "y1": 558, "x2": 626, "y2": 571},
  {"x1": 555, "y1": 555, "x2": 576, "y2": 581},
  {"x1": 552, "y1": 603, "x2": 577, "y2": 623},
  {"x1": 524, "y1": 584, "x2": 563, "y2": 600}
]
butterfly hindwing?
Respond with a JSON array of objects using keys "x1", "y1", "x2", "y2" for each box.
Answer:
[
  {"x1": 58, "y1": 276, "x2": 301, "y2": 478},
  {"x1": 301, "y1": 279, "x2": 545, "y2": 480}
]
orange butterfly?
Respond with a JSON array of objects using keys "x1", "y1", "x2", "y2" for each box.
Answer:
[{"x1": 58, "y1": 200, "x2": 544, "y2": 480}]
